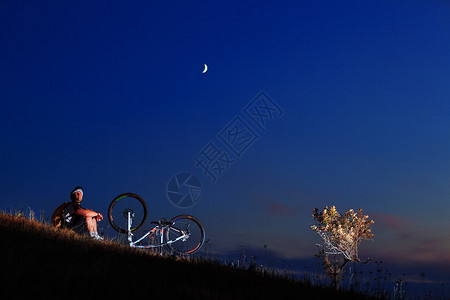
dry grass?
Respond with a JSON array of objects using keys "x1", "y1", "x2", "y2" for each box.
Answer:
[{"x1": 0, "y1": 213, "x2": 379, "y2": 299}]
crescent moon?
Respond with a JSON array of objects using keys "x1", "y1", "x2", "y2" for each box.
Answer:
[{"x1": 202, "y1": 64, "x2": 208, "y2": 73}]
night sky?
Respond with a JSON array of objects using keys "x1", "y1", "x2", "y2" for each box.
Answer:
[{"x1": 1, "y1": 0, "x2": 450, "y2": 287}]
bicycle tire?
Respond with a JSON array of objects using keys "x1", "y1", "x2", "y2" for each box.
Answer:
[
  {"x1": 166, "y1": 215, "x2": 205, "y2": 254},
  {"x1": 108, "y1": 193, "x2": 148, "y2": 234}
]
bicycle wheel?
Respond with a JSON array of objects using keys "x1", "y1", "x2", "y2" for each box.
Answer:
[
  {"x1": 166, "y1": 215, "x2": 205, "y2": 254},
  {"x1": 108, "y1": 193, "x2": 148, "y2": 234}
]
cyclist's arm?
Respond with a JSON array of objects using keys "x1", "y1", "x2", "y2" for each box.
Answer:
[{"x1": 74, "y1": 208, "x2": 100, "y2": 218}]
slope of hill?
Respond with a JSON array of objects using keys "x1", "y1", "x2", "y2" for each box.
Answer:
[{"x1": 0, "y1": 213, "x2": 377, "y2": 299}]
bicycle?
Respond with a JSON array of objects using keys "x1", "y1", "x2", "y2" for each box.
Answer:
[{"x1": 107, "y1": 192, "x2": 205, "y2": 254}]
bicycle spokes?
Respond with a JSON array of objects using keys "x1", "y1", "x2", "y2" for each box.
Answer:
[
  {"x1": 166, "y1": 215, "x2": 205, "y2": 254},
  {"x1": 108, "y1": 193, "x2": 148, "y2": 234},
  {"x1": 108, "y1": 194, "x2": 205, "y2": 255}
]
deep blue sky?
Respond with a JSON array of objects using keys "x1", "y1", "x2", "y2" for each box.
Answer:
[{"x1": 2, "y1": 0, "x2": 450, "y2": 285}]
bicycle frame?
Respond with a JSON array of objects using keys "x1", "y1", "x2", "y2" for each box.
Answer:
[{"x1": 125, "y1": 212, "x2": 189, "y2": 252}]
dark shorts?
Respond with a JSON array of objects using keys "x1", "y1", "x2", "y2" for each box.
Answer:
[{"x1": 67, "y1": 215, "x2": 87, "y2": 234}]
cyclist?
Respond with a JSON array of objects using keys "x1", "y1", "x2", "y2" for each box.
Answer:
[{"x1": 63, "y1": 186, "x2": 103, "y2": 240}]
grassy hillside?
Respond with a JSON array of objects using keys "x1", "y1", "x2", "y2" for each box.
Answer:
[{"x1": 0, "y1": 213, "x2": 378, "y2": 299}]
